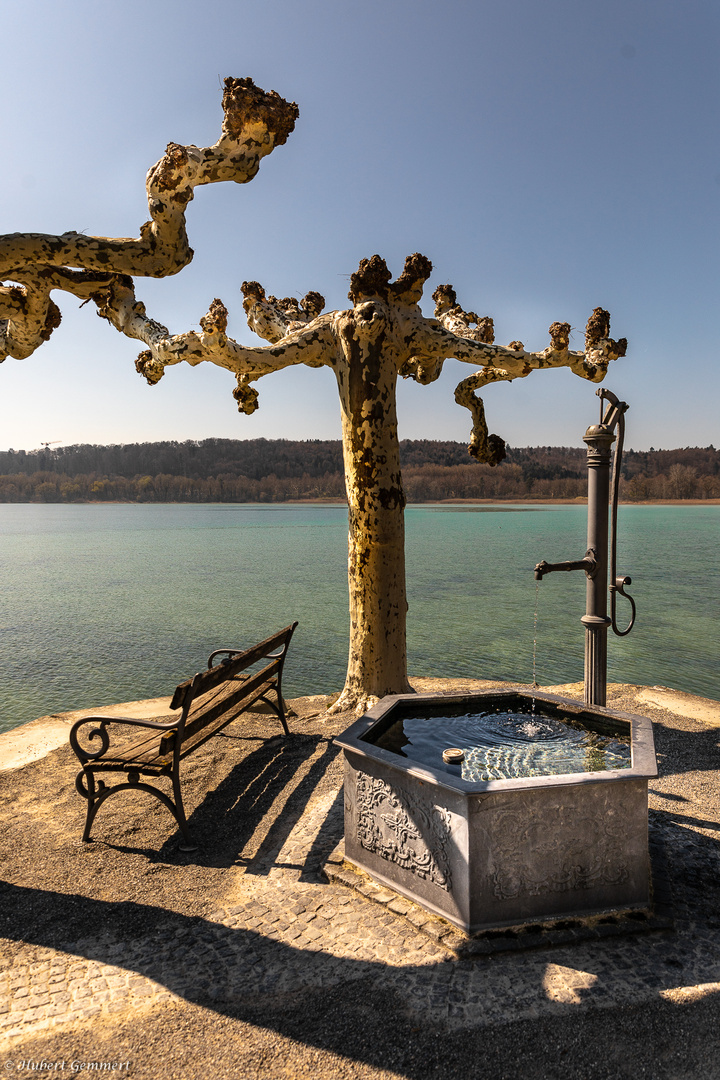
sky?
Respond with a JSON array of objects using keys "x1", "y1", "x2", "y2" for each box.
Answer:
[{"x1": 1, "y1": 0, "x2": 718, "y2": 453}]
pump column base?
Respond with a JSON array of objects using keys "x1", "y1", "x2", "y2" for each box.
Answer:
[{"x1": 581, "y1": 614, "x2": 611, "y2": 707}]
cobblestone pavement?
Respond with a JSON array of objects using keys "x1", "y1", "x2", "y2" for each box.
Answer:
[
  {"x1": 1, "y1": 683, "x2": 720, "y2": 1067},
  {"x1": 3, "y1": 771, "x2": 720, "y2": 1048}
]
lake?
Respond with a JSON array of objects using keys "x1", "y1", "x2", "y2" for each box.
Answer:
[{"x1": 1, "y1": 502, "x2": 718, "y2": 732}]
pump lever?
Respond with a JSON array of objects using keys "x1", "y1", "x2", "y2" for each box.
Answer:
[{"x1": 597, "y1": 387, "x2": 629, "y2": 433}]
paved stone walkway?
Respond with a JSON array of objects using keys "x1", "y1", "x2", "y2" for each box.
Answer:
[
  {"x1": 1, "y1": 681, "x2": 720, "y2": 1073},
  {"x1": 3, "y1": 767, "x2": 720, "y2": 1048}
]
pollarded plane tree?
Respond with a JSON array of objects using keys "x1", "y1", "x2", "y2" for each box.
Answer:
[{"x1": 0, "y1": 78, "x2": 627, "y2": 714}]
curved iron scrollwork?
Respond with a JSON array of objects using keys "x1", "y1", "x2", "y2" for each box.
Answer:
[
  {"x1": 75, "y1": 771, "x2": 106, "y2": 799},
  {"x1": 69, "y1": 720, "x2": 111, "y2": 762}
]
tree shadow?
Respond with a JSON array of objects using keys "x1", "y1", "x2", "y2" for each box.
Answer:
[
  {"x1": 0, "y1": 881, "x2": 415, "y2": 1069},
  {"x1": 4, "y1": 874, "x2": 720, "y2": 1080}
]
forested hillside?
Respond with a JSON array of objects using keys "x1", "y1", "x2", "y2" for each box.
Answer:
[{"x1": 0, "y1": 439, "x2": 717, "y2": 502}]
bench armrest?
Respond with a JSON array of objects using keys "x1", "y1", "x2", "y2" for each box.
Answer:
[
  {"x1": 69, "y1": 713, "x2": 177, "y2": 763},
  {"x1": 208, "y1": 649, "x2": 284, "y2": 669},
  {"x1": 208, "y1": 648, "x2": 249, "y2": 668},
  {"x1": 207, "y1": 623, "x2": 297, "y2": 672}
]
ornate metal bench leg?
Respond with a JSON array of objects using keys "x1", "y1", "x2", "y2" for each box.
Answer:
[
  {"x1": 76, "y1": 766, "x2": 197, "y2": 850},
  {"x1": 259, "y1": 688, "x2": 290, "y2": 736},
  {"x1": 75, "y1": 768, "x2": 99, "y2": 842},
  {"x1": 172, "y1": 770, "x2": 198, "y2": 852},
  {"x1": 83, "y1": 800, "x2": 100, "y2": 843}
]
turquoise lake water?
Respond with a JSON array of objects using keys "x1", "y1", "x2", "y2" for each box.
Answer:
[{"x1": 0, "y1": 502, "x2": 718, "y2": 732}]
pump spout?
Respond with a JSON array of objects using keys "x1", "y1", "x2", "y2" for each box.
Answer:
[{"x1": 534, "y1": 549, "x2": 598, "y2": 581}]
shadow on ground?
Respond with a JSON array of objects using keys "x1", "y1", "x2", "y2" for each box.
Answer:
[
  {"x1": 3, "y1": 687, "x2": 720, "y2": 1077},
  {"x1": 3, "y1": 878, "x2": 720, "y2": 1080}
]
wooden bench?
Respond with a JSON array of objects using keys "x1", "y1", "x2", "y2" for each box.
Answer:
[{"x1": 69, "y1": 622, "x2": 298, "y2": 850}]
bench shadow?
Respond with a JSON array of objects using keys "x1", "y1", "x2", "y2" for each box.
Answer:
[
  {"x1": 298, "y1": 786, "x2": 345, "y2": 881},
  {"x1": 651, "y1": 803, "x2": 720, "y2": 834},
  {"x1": 242, "y1": 737, "x2": 341, "y2": 877},
  {"x1": 653, "y1": 721, "x2": 720, "y2": 780},
  {"x1": 153, "y1": 732, "x2": 340, "y2": 872}
]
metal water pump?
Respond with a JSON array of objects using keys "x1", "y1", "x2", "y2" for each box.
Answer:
[{"x1": 533, "y1": 388, "x2": 636, "y2": 706}]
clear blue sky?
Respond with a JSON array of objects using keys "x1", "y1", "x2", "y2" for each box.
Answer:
[{"x1": 1, "y1": 0, "x2": 717, "y2": 453}]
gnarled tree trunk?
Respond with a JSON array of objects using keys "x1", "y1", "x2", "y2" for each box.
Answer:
[{"x1": 331, "y1": 305, "x2": 412, "y2": 713}]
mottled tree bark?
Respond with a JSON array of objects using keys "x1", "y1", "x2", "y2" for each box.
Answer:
[
  {"x1": 0, "y1": 78, "x2": 298, "y2": 362},
  {"x1": 331, "y1": 300, "x2": 412, "y2": 712}
]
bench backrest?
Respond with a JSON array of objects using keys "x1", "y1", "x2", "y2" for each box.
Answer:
[{"x1": 169, "y1": 622, "x2": 298, "y2": 715}]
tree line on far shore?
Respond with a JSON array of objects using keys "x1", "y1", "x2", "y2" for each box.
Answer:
[{"x1": 0, "y1": 439, "x2": 717, "y2": 503}]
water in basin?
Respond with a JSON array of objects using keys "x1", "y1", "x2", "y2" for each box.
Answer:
[{"x1": 370, "y1": 706, "x2": 631, "y2": 781}]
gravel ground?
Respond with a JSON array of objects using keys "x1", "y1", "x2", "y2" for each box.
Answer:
[{"x1": 1, "y1": 679, "x2": 720, "y2": 1079}]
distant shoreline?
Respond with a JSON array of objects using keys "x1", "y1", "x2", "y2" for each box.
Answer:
[
  {"x1": 4, "y1": 498, "x2": 719, "y2": 507},
  {"x1": 3, "y1": 440, "x2": 718, "y2": 504},
  {"x1": 420, "y1": 498, "x2": 720, "y2": 506}
]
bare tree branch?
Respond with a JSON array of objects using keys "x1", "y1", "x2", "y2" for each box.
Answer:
[
  {"x1": 125, "y1": 252, "x2": 626, "y2": 472},
  {"x1": 0, "y1": 78, "x2": 298, "y2": 362},
  {"x1": 418, "y1": 285, "x2": 628, "y2": 464},
  {"x1": 130, "y1": 292, "x2": 336, "y2": 417}
]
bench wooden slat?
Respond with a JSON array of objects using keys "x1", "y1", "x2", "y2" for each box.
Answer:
[
  {"x1": 88, "y1": 675, "x2": 280, "y2": 772},
  {"x1": 89, "y1": 729, "x2": 173, "y2": 766},
  {"x1": 179, "y1": 663, "x2": 279, "y2": 745},
  {"x1": 88, "y1": 757, "x2": 171, "y2": 775},
  {"x1": 178, "y1": 678, "x2": 278, "y2": 758},
  {"x1": 156, "y1": 665, "x2": 279, "y2": 757},
  {"x1": 170, "y1": 623, "x2": 296, "y2": 711}
]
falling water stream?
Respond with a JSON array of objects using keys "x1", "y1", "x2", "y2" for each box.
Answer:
[{"x1": 531, "y1": 579, "x2": 540, "y2": 715}]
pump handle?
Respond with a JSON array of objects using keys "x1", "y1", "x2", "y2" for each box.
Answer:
[
  {"x1": 610, "y1": 576, "x2": 636, "y2": 636},
  {"x1": 598, "y1": 389, "x2": 637, "y2": 637}
]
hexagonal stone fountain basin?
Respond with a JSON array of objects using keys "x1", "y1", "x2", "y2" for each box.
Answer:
[{"x1": 335, "y1": 689, "x2": 657, "y2": 934}]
